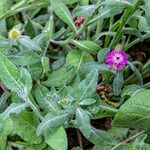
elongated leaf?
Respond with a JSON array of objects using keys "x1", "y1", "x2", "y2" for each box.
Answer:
[
  {"x1": 8, "y1": 51, "x2": 40, "y2": 66},
  {"x1": 121, "y1": 28, "x2": 143, "y2": 41},
  {"x1": 89, "y1": 6, "x2": 124, "y2": 24},
  {"x1": 11, "y1": 111, "x2": 42, "y2": 144},
  {"x1": 25, "y1": 15, "x2": 38, "y2": 38},
  {"x1": 0, "y1": 52, "x2": 21, "y2": 91},
  {"x1": 41, "y1": 56, "x2": 51, "y2": 78},
  {"x1": 135, "y1": 14, "x2": 149, "y2": 33},
  {"x1": 51, "y1": 0, "x2": 77, "y2": 32},
  {"x1": 88, "y1": 127, "x2": 108, "y2": 145},
  {"x1": 91, "y1": 98, "x2": 118, "y2": 119},
  {"x1": 73, "y1": 69, "x2": 99, "y2": 100},
  {"x1": 62, "y1": 0, "x2": 78, "y2": 4},
  {"x1": 19, "y1": 36, "x2": 42, "y2": 51},
  {"x1": 101, "y1": 0, "x2": 132, "y2": 7},
  {"x1": 19, "y1": 68, "x2": 32, "y2": 94},
  {"x1": 76, "y1": 107, "x2": 91, "y2": 138},
  {"x1": 81, "y1": 62, "x2": 113, "y2": 75},
  {"x1": 80, "y1": 0, "x2": 89, "y2": 5},
  {"x1": 66, "y1": 50, "x2": 93, "y2": 68},
  {"x1": 45, "y1": 126, "x2": 68, "y2": 150},
  {"x1": 43, "y1": 67, "x2": 75, "y2": 87},
  {"x1": 129, "y1": 134, "x2": 150, "y2": 150},
  {"x1": 72, "y1": 40, "x2": 101, "y2": 54},
  {"x1": 128, "y1": 61, "x2": 143, "y2": 86},
  {"x1": 73, "y1": 5, "x2": 96, "y2": 17},
  {"x1": 97, "y1": 48, "x2": 110, "y2": 63},
  {"x1": 113, "y1": 71, "x2": 124, "y2": 96},
  {"x1": 79, "y1": 98, "x2": 96, "y2": 106},
  {"x1": 37, "y1": 111, "x2": 68, "y2": 135},
  {"x1": 121, "y1": 84, "x2": 141, "y2": 98},
  {"x1": 144, "y1": 0, "x2": 150, "y2": 25},
  {"x1": 1, "y1": 103, "x2": 28, "y2": 119},
  {"x1": 0, "y1": 92, "x2": 11, "y2": 113},
  {"x1": 33, "y1": 32, "x2": 46, "y2": 47},
  {"x1": 35, "y1": 85, "x2": 59, "y2": 114},
  {"x1": 113, "y1": 89, "x2": 150, "y2": 130}
]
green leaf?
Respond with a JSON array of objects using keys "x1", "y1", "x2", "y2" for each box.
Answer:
[
  {"x1": 44, "y1": 15, "x2": 54, "y2": 40},
  {"x1": 0, "y1": 52, "x2": 21, "y2": 91},
  {"x1": 79, "y1": 98, "x2": 96, "y2": 106},
  {"x1": 11, "y1": 111, "x2": 42, "y2": 144},
  {"x1": 121, "y1": 28, "x2": 143, "y2": 41},
  {"x1": 73, "y1": 5, "x2": 96, "y2": 17},
  {"x1": 52, "y1": 56, "x2": 66, "y2": 71},
  {"x1": 89, "y1": 5, "x2": 124, "y2": 24},
  {"x1": 128, "y1": 61, "x2": 143, "y2": 86},
  {"x1": 129, "y1": 134, "x2": 148, "y2": 150},
  {"x1": 121, "y1": 84, "x2": 141, "y2": 98},
  {"x1": 113, "y1": 89, "x2": 150, "y2": 130},
  {"x1": 8, "y1": 51, "x2": 40, "y2": 66},
  {"x1": 76, "y1": 107, "x2": 91, "y2": 138},
  {"x1": 0, "y1": 92, "x2": 11, "y2": 113},
  {"x1": 91, "y1": 98, "x2": 118, "y2": 119},
  {"x1": 0, "y1": 118, "x2": 13, "y2": 137},
  {"x1": 71, "y1": 40, "x2": 101, "y2": 54},
  {"x1": 19, "y1": 36, "x2": 42, "y2": 51},
  {"x1": 51, "y1": 0, "x2": 77, "y2": 32},
  {"x1": 28, "y1": 62, "x2": 43, "y2": 80},
  {"x1": 73, "y1": 69, "x2": 99, "y2": 100},
  {"x1": 35, "y1": 85, "x2": 59, "y2": 114},
  {"x1": 66, "y1": 50, "x2": 93, "y2": 68},
  {"x1": 97, "y1": 48, "x2": 110, "y2": 63},
  {"x1": 88, "y1": 127, "x2": 108, "y2": 145},
  {"x1": 19, "y1": 68, "x2": 32, "y2": 93},
  {"x1": 25, "y1": 15, "x2": 38, "y2": 38},
  {"x1": 80, "y1": 62, "x2": 113, "y2": 76},
  {"x1": 113, "y1": 71, "x2": 124, "y2": 96},
  {"x1": 43, "y1": 67, "x2": 75, "y2": 87},
  {"x1": 45, "y1": 126, "x2": 67, "y2": 150},
  {"x1": 80, "y1": 0, "x2": 89, "y2": 5},
  {"x1": 137, "y1": 16, "x2": 149, "y2": 32},
  {"x1": 101, "y1": 0, "x2": 132, "y2": 7},
  {"x1": 1, "y1": 103, "x2": 28, "y2": 119},
  {"x1": 33, "y1": 32, "x2": 46, "y2": 47},
  {"x1": 61, "y1": 0, "x2": 78, "y2": 4},
  {"x1": 37, "y1": 111, "x2": 68, "y2": 136},
  {"x1": 41, "y1": 56, "x2": 51, "y2": 78},
  {"x1": 144, "y1": 0, "x2": 150, "y2": 25}
]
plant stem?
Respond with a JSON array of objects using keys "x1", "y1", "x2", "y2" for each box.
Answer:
[
  {"x1": 111, "y1": 130, "x2": 145, "y2": 150},
  {"x1": 109, "y1": 0, "x2": 142, "y2": 49},
  {"x1": 124, "y1": 33, "x2": 150, "y2": 51}
]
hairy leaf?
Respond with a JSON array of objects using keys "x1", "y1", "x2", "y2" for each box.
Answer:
[
  {"x1": 37, "y1": 111, "x2": 68, "y2": 135},
  {"x1": 76, "y1": 107, "x2": 91, "y2": 138},
  {"x1": 45, "y1": 126, "x2": 67, "y2": 150},
  {"x1": 11, "y1": 111, "x2": 42, "y2": 144},
  {"x1": 72, "y1": 40, "x2": 101, "y2": 54},
  {"x1": 1, "y1": 103, "x2": 28, "y2": 119},
  {"x1": 113, "y1": 90, "x2": 150, "y2": 130},
  {"x1": 43, "y1": 67, "x2": 75, "y2": 87},
  {"x1": 51, "y1": 0, "x2": 77, "y2": 32}
]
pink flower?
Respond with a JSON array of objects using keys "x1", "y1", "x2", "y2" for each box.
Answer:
[
  {"x1": 106, "y1": 49, "x2": 128, "y2": 70},
  {"x1": 75, "y1": 17, "x2": 85, "y2": 27}
]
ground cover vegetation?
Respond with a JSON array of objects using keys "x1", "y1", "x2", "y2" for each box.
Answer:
[{"x1": 0, "y1": 0, "x2": 150, "y2": 150}]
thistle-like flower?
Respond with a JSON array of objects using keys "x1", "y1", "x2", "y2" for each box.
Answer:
[
  {"x1": 106, "y1": 49, "x2": 128, "y2": 70},
  {"x1": 8, "y1": 28, "x2": 21, "y2": 40},
  {"x1": 75, "y1": 17, "x2": 85, "y2": 27}
]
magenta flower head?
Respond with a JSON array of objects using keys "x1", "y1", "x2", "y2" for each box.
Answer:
[{"x1": 106, "y1": 49, "x2": 128, "y2": 71}]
